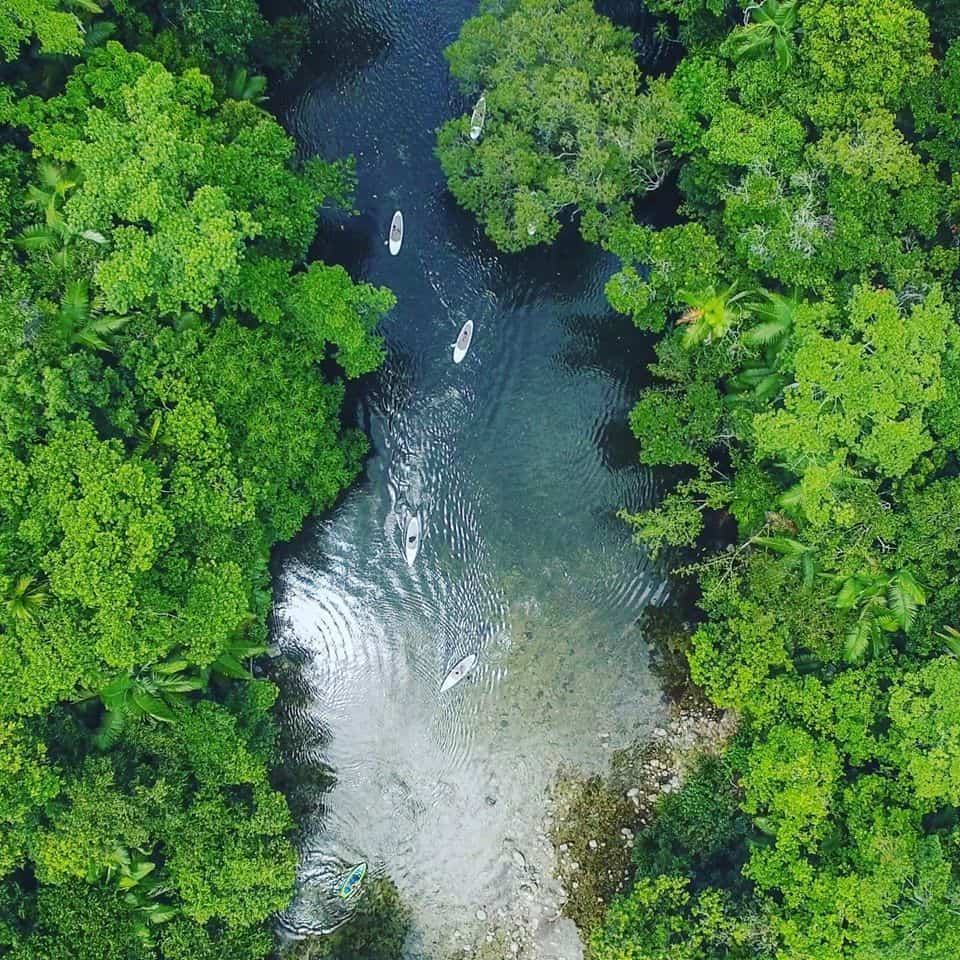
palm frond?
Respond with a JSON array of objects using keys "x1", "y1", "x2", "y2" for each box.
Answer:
[
  {"x1": 842, "y1": 617, "x2": 870, "y2": 664},
  {"x1": 25, "y1": 184, "x2": 54, "y2": 211},
  {"x1": 938, "y1": 625, "x2": 960, "y2": 657},
  {"x1": 83, "y1": 20, "x2": 116, "y2": 49},
  {"x1": 130, "y1": 688, "x2": 176, "y2": 723},
  {"x1": 744, "y1": 316, "x2": 790, "y2": 346},
  {"x1": 94, "y1": 706, "x2": 127, "y2": 750},
  {"x1": 71, "y1": 314, "x2": 131, "y2": 351},
  {"x1": 211, "y1": 651, "x2": 251, "y2": 680},
  {"x1": 753, "y1": 373, "x2": 784, "y2": 401},
  {"x1": 5, "y1": 575, "x2": 49, "y2": 622},
  {"x1": 15, "y1": 225, "x2": 60, "y2": 252},
  {"x1": 753, "y1": 535, "x2": 811, "y2": 557},
  {"x1": 59, "y1": 280, "x2": 91, "y2": 324},
  {"x1": 37, "y1": 162, "x2": 67, "y2": 190},
  {"x1": 226, "y1": 68, "x2": 268, "y2": 104},
  {"x1": 887, "y1": 571, "x2": 925, "y2": 632}
]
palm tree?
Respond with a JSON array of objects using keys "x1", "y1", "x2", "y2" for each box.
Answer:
[
  {"x1": 134, "y1": 414, "x2": 164, "y2": 459},
  {"x1": 753, "y1": 535, "x2": 817, "y2": 592},
  {"x1": 89, "y1": 659, "x2": 205, "y2": 749},
  {"x1": 102, "y1": 847, "x2": 177, "y2": 947},
  {"x1": 209, "y1": 626, "x2": 267, "y2": 681},
  {"x1": 24, "y1": 162, "x2": 79, "y2": 224},
  {"x1": 225, "y1": 67, "x2": 268, "y2": 104},
  {"x1": 729, "y1": 0, "x2": 799, "y2": 71},
  {"x1": 675, "y1": 283, "x2": 756, "y2": 349},
  {"x1": 4, "y1": 576, "x2": 48, "y2": 623},
  {"x1": 836, "y1": 568, "x2": 926, "y2": 663},
  {"x1": 727, "y1": 291, "x2": 798, "y2": 404},
  {"x1": 55, "y1": 281, "x2": 131, "y2": 351},
  {"x1": 16, "y1": 163, "x2": 108, "y2": 269}
]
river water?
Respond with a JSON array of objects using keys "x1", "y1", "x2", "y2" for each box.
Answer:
[{"x1": 270, "y1": 2, "x2": 670, "y2": 956}]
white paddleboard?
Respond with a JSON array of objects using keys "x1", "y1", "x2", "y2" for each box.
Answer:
[
  {"x1": 469, "y1": 95, "x2": 486, "y2": 140},
  {"x1": 389, "y1": 211, "x2": 403, "y2": 255},
  {"x1": 440, "y1": 653, "x2": 477, "y2": 693},
  {"x1": 404, "y1": 514, "x2": 420, "y2": 566},
  {"x1": 453, "y1": 319, "x2": 474, "y2": 364}
]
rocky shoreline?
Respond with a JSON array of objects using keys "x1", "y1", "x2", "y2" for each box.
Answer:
[
  {"x1": 548, "y1": 695, "x2": 737, "y2": 943},
  {"x1": 439, "y1": 694, "x2": 736, "y2": 960}
]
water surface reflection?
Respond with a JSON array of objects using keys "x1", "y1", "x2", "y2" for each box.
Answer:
[{"x1": 271, "y1": 0, "x2": 670, "y2": 952}]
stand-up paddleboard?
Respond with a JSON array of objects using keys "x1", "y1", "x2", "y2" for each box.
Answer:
[
  {"x1": 389, "y1": 211, "x2": 403, "y2": 255},
  {"x1": 453, "y1": 319, "x2": 474, "y2": 364},
  {"x1": 469, "y1": 95, "x2": 486, "y2": 140},
  {"x1": 338, "y1": 862, "x2": 366, "y2": 900},
  {"x1": 404, "y1": 514, "x2": 421, "y2": 566},
  {"x1": 440, "y1": 653, "x2": 477, "y2": 693}
]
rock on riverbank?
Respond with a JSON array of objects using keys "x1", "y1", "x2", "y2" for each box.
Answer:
[
  {"x1": 435, "y1": 694, "x2": 735, "y2": 960},
  {"x1": 548, "y1": 695, "x2": 736, "y2": 937}
]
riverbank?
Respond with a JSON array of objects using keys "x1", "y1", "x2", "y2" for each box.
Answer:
[
  {"x1": 408, "y1": 689, "x2": 736, "y2": 960},
  {"x1": 550, "y1": 694, "x2": 736, "y2": 936}
]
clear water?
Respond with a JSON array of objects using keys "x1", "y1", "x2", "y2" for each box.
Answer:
[{"x1": 270, "y1": 2, "x2": 670, "y2": 954}]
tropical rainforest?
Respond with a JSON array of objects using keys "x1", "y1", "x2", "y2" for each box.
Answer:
[
  {"x1": 5, "y1": 0, "x2": 960, "y2": 956},
  {"x1": 0, "y1": 2, "x2": 392, "y2": 958},
  {"x1": 438, "y1": 0, "x2": 960, "y2": 956}
]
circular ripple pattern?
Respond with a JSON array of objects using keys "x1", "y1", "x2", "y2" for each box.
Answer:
[{"x1": 272, "y1": 1, "x2": 674, "y2": 954}]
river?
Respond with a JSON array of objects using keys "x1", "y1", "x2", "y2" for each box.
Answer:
[{"x1": 269, "y1": 2, "x2": 671, "y2": 956}]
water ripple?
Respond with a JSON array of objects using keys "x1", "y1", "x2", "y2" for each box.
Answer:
[{"x1": 273, "y1": 0, "x2": 671, "y2": 951}]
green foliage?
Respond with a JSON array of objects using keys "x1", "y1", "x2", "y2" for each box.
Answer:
[
  {"x1": 19, "y1": 43, "x2": 352, "y2": 315},
  {"x1": 753, "y1": 286, "x2": 952, "y2": 486},
  {"x1": 591, "y1": 874, "x2": 770, "y2": 960},
  {"x1": 0, "y1": 0, "x2": 97, "y2": 61},
  {"x1": 888, "y1": 657, "x2": 960, "y2": 804},
  {"x1": 628, "y1": 380, "x2": 724, "y2": 470},
  {"x1": 436, "y1": 0, "x2": 682, "y2": 250},
  {"x1": 633, "y1": 754, "x2": 749, "y2": 886},
  {"x1": 289, "y1": 877, "x2": 411, "y2": 960},
  {"x1": 0, "y1": 7, "x2": 391, "y2": 959},
  {"x1": 0, "y1": 720, "x2": 60, "y2": 874},
  {"x1": 798, "y1": 0, "x2": 934, "y2": 127},
  {"x1": 160, "y1": 0, "x2": 267, "y2": 61},
  {"x1": 445, "y1": 0, "x2": 960, "y2": 953},
  {"x1": 604, "y1": 223, "x2": 722, "y2": 334}
]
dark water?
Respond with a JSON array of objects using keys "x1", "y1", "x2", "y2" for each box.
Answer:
[{"x1": 270, "y1": 2, "x2": 670, "y2": 955}]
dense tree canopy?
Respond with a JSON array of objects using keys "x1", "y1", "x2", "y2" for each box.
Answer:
[
  {"x1": 0, "y1": 6, "x2": 392, "y2": 960},
  {"x1": 436, "y1": 0, "x2": 682, "y2": 251},
  {"x1": 0, "y1": 0, "x2": 93, "y2": 61},
  {"x1": 443, "y1": 0, "x2": 960, "y2": 956}
]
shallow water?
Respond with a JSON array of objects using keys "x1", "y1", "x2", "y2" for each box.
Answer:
[{"x1": 270, "y1": 2, "x2": 671, "y2": 954}]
